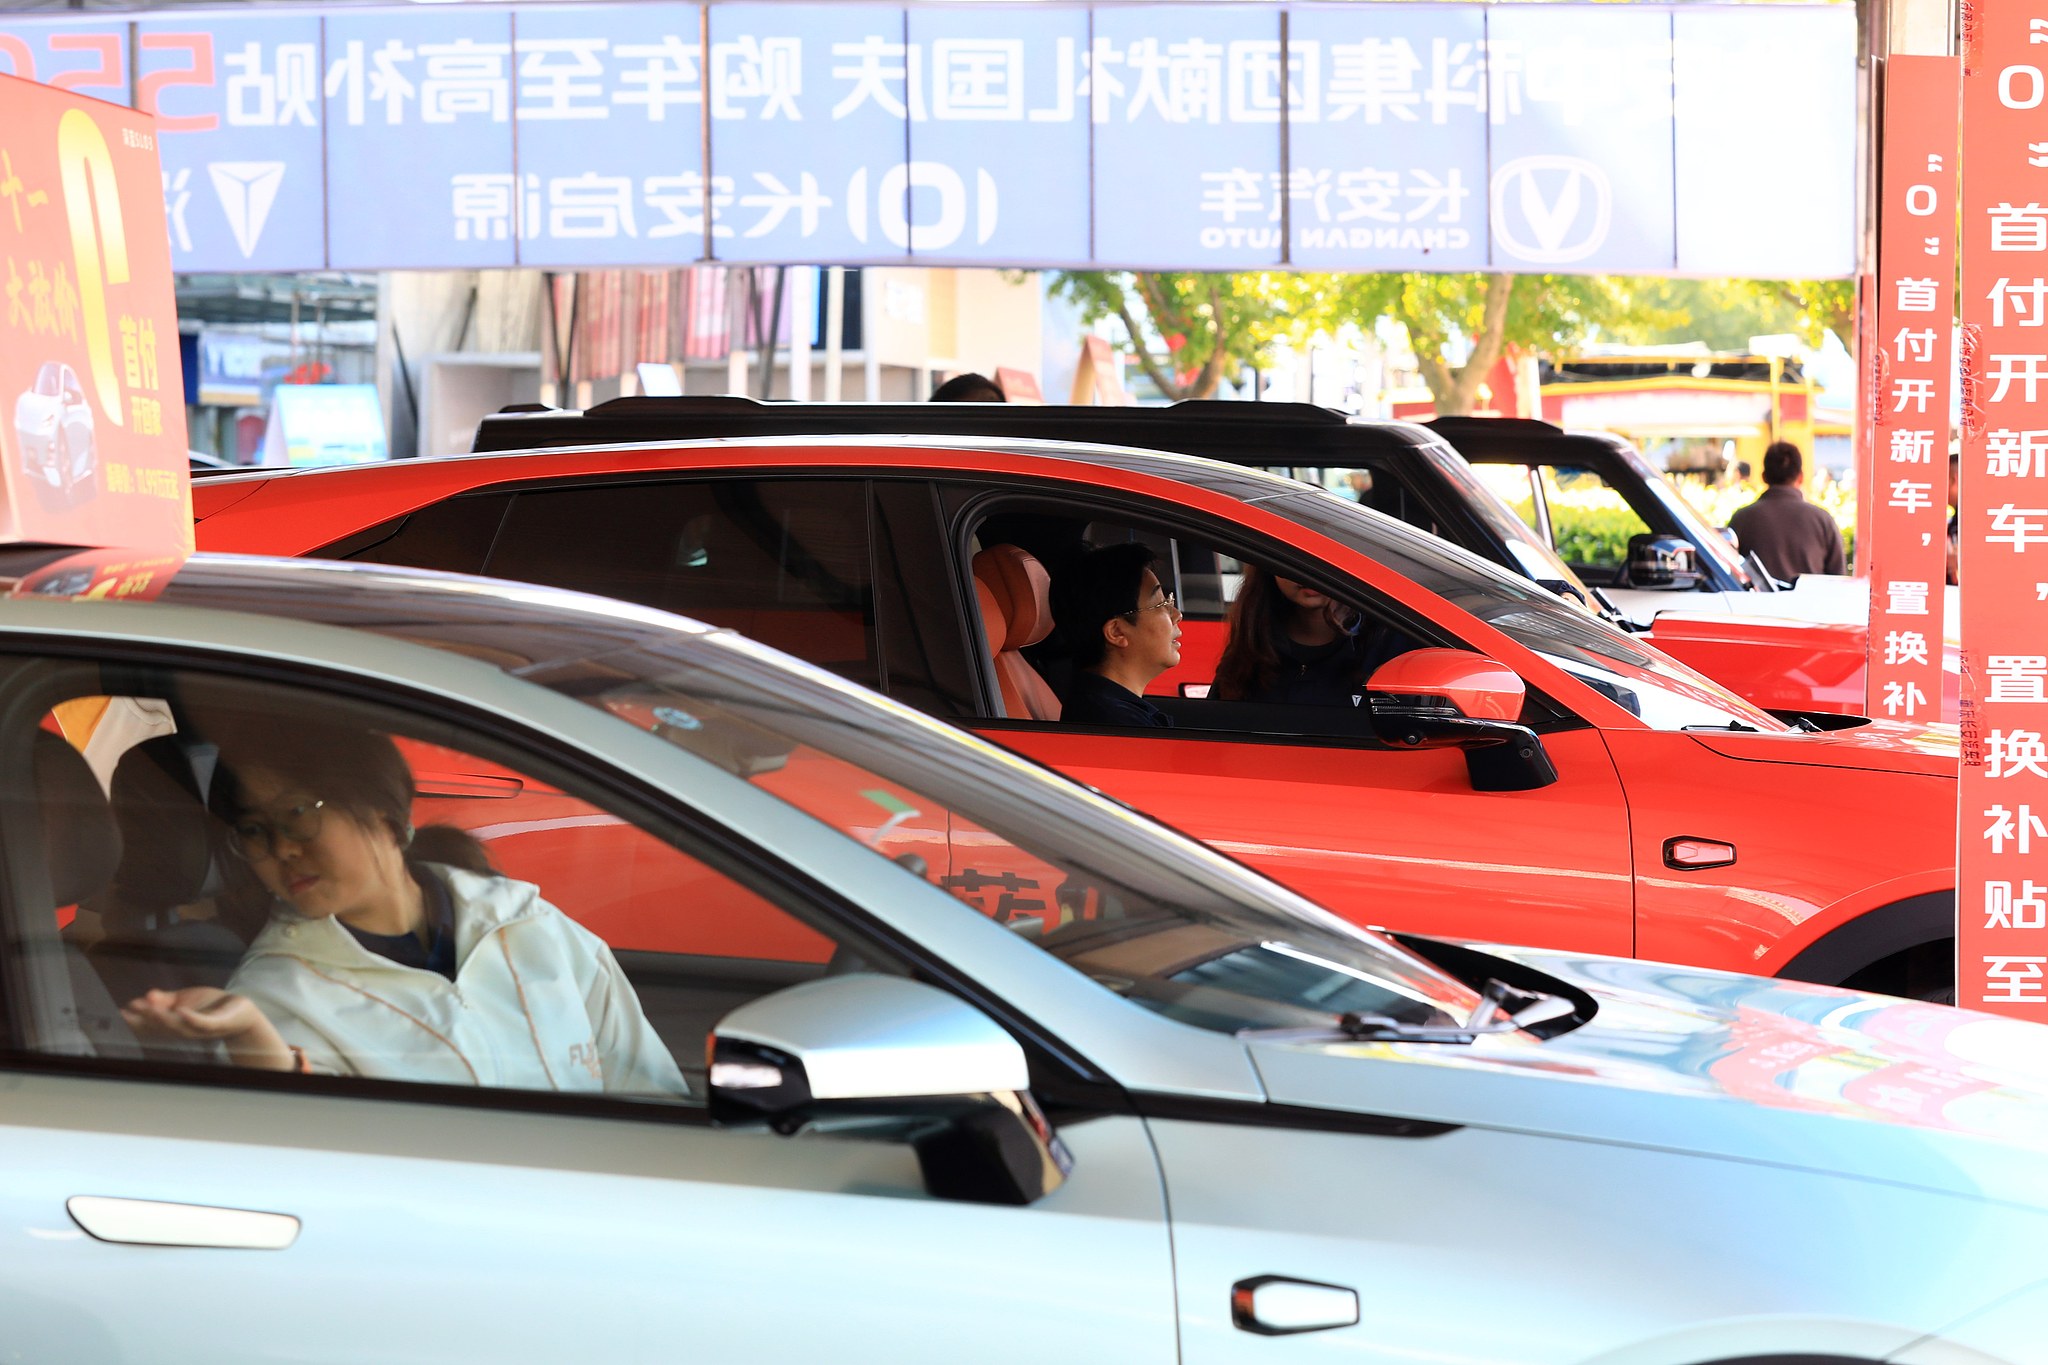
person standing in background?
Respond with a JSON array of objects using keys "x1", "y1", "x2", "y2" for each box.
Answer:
[{"x1": 1726, "y1": 441, "x2": 1847, "y2": 585}]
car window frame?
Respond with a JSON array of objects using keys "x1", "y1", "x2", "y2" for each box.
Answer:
[
  {"x1": 0, "y1": 634, "x2": 1121, "y2": 1126},
  {"x1": 935, "y1": 478, "x2": 1588, "y2": 739}
]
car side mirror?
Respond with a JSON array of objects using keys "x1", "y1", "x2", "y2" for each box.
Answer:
[
  {"x1": 1365, "y1": 649, "x2": 1559, "y2": 793},
  {"x1": 708, "y1": 974, "x2": 1072, "y2": 1206}
]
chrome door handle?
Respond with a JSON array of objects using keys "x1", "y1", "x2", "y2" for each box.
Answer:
[
  {"x1": 67, "y1": 1196, "x2": 300, "y2": 1250},
  {"x1": 1231, "y1": 1276, "x2": 1359, "y2": 1336}
]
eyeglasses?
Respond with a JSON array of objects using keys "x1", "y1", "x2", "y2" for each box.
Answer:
[
  {"x1": 227, "y1": 799, "x2": 328, "y2": 862},
  {"x1": 1122, "y1": 591, "x2": 1181, "y2": 620}
]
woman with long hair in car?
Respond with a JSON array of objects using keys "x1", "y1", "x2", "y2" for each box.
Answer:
[
  {"x1": 1211, "y1": 565, "x2": 1383, "y2": 708},
  {"x1": 121, "y1": 717, "x2": 688, "y2": 1096}
]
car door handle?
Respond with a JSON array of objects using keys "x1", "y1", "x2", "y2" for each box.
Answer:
[
  {"x1": 1231, "y1": 1275, "x2": 1360, "y2": 1335},
  {"x1": 67, "y1": 1196, "x2": 300, "y2": 1250}
]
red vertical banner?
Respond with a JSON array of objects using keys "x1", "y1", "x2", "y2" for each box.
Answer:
[
  {"x1": 1960, "y1": 9, "x2": 2048, "y2": 1018},
  {"x1": 1867, "y1": 56, "x2": 1959, "y2": 726}
]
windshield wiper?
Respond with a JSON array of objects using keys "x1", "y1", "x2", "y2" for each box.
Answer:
[
  {"x1": 1682, "y1": 720, "x2": 1761, "y2": 732},
  {"x1": 1335, "y1": 978, "x2": 1576, "y2": 1043}
]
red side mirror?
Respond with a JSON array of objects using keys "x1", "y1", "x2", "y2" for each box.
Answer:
[{"x1": 1366, "y1": 649, "x2": 1524, "y2": 722}]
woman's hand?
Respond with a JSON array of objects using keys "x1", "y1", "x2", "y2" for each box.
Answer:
[{"x1": 121, "y1": 987, "x2": 297, "y2": 1071}]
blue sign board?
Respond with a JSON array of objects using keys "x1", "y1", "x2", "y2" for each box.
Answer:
[
  {"x1": 0, "y1": 3, "x2": 1861, "y2": 276},
  {"x1": 138, "y1": 13, "x2": 329, "y2": 273}
]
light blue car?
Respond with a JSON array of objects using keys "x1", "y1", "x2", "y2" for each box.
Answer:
[{"x1": 0, "y1": 548, "x2": 2044, "y2": 1365}]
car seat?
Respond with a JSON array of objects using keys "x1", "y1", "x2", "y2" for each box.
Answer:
[
  {"x1": 28, "y1": 730, "x2": 139, "y2": 1059},
  {"x1": 84, "y1": 735, "x2": 250, "y2": 1024},
  {"x1": 970, "y1": 545, "x2": 1061, "y2": 721}
]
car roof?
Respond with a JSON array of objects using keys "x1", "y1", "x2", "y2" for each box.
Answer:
[
  {"x1": 472, "y1": 396, "x2": 1451, "y2": 465},
  {"x1": 0, "y1": 547, "x2": 729, "y2": 673},
  {"x1": 194, "y1": 431, "x2": 1333, "y2": 511}
]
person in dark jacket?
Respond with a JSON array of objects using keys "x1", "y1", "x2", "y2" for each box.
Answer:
[
  {"x1": 1049, "y1": 543, "x2": 1181, "y2": 727},
  {"x1": 1212, "y1": 565, "x2": 1378, "y2": 707},
  {"x1": 1725, "y1": 441, "x2": 1846, "y2": 584}
]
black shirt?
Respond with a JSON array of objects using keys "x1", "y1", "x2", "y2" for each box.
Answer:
[
  {"x1": 1257, "y1": 631, "x2": 1372, "y2": 708},
  {"x1": 1062, "y1": 671, "x2": 1175, "y2": 728},
  {"x1": 344, "y1": 868, "x2": 458, "y2": 979}
]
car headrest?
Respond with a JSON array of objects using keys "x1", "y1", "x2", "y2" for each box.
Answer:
[
  {"x1": 35, "y1": 731, "x2": 121, "y2": 909},
  {"x1": 106, "y1": 735, "x2": 222, "y2": 920},
  {"x1": 971, "y1": 545, "x2": 1054, "y2": 652}
]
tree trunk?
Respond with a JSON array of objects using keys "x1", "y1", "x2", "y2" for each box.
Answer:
[{"x1": 1409, "y1": 273, "x2": 1517, "y2": 416}]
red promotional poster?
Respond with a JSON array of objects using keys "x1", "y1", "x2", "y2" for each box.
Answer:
[
  {"x1": 0, "y1": 73, "x2": 191, "y2": 552},
  {"x1": 1959, "y1": 6, "x2": 2048, "y2": 1019},
  {"x1": 1866, "y1": 57, "x2": 1959, "y2": 726}
]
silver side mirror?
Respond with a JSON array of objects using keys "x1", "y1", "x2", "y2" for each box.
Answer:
[{"x1": 709, "y1": 975, "x2": 1071, "y2": 1206}]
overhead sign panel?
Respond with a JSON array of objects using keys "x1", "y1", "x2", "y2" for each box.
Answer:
[
  {"x1": 710, "y1": 3, "x2": 908, "y2": 265},
  {"x1": 1285, "y1": 5, "x2": 1488, "y2": 272},
  {"x1": 0, "y1": 3, "x2": 1860, "y2": 276},
  {"x1": 137, "y1": 14, "x2": 326, "y2": 272},
  {"x1": 905, "y1": 4, "x2": 1090, "y2": 265},
  {"x1": 324, "y1": 7, "x2": 518, "y2": 270},
  {"x1": 515, "y1": 3, "x2": 705, "y2": 269},
  {"x1": 0, "y1": 74, "x2": 193, "y2": 551},
  {"x1": 1672, "y1": 8, "x2": 1860, "y2": 278},
  {"x1": 1093, "y1": 5, "x2": 1285, "y2": 269}
]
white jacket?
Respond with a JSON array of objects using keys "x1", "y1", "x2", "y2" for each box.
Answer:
[{"x1": 228, "y1": 865, "x2": 689, "y2": 1098}]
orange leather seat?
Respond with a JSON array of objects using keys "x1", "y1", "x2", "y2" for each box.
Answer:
[{"x1": 971, "y1": 546, "x2": 1061, "y2": 721}]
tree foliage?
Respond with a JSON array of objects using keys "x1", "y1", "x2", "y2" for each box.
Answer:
[
  {"x1": 1050, "y1": 269, "x2": 1842, "y2": 414},
  {"x1": 1048, "y1": 271, "x2": 1336, "y2": 399},
  {"x1": 1597, "y1": 278, "x2": 1855, "y2": 352}
]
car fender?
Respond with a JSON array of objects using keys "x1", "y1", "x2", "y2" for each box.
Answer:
[{"x1": 1765, "y1": 884, "x2": 1955, "y2": 985}]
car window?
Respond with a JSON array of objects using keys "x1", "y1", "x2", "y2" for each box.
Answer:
[
  {"x1": 3, "y1": 667, "x2": 899, "y2": 1106},
  {"x1": 321, "y1": 492, "x2": 512, "y2": 574},
  {"x1": 1535, "y1": 464, "x2": 1654, "y2": 581},
  {"x1": 969, "y1": 507, "x2": 1450, "y2": 739},
  {"x1": 482, "y1": 479, "x2": 882, "y2": 691},
  {"x1": 510, "y1": 638, "x2": 1484, "y2": 1036}
]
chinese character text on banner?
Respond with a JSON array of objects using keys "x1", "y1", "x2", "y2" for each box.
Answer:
[
  {"x1": 0, "y1": 73, "x2": 192, "y2": 553},
  {"x1": 1961, "y1": 5, "x2": 2048, "y2": 1018},
  {"x1": 1867, "y1": 56, "x2": 1957, "y2": 728}
]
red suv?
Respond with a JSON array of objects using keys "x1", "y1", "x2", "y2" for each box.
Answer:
[{"x1": 194, "y1": 436, "x2": 1960, "y2": 998}]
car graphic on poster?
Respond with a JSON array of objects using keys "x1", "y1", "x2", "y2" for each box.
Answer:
[{"x1": 12, "y1": 360, "x2": 97, "y2": 504}]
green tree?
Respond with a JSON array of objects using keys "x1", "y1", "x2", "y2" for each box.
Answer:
[
  {"x1": 1048, "y1": 271, "x2": 1338, "y2": 399},
  {"x1": 1598, "y1": 278, "x2": 1855, "y2": 352},
  {"x1": 1335, "y1": 272, "x2": 1666, "y2": 415}
]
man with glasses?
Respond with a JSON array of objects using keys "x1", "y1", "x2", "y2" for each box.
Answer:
[{"x1": 1050, "y1": 543, "x2": 1183, "y2": 728}]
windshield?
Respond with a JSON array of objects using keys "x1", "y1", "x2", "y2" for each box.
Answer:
[
  {"x1": 1608, "y1": 437, "x2": 1753, "y2": 585},
  {"x1": 1416, "y1": 441, "x2": 1596, "y2": 592},
  {"x1": 1265, "y1": 486, "x2": 1790, "y2": 732}
]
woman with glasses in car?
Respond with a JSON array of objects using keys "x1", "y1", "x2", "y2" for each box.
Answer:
[
  {"x1": 120, "y1": 719, "x2": 688, "y2": 1097},
  {"x1": 1049, "y1": 543, "x2": 1183, "y2": 728}
]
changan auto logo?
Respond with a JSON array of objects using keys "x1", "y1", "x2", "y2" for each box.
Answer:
[{"x1": 1490, "y1": 156, "x2": 1613, "y2": 265}]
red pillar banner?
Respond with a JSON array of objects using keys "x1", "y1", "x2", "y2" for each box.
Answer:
[
  {"x1": 1867, "y1": 56, "x2": 1959, "y2": 726},
  {"x1": 0, "y1": 74, "x2": 190, "y2": 552},
  {"x1": 1959, "y1": 9, "x2": 2048, "y2": 1019}
]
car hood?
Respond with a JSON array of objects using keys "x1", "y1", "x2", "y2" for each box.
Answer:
[
  {"x1": 1249, "y1": 946, "x2": 2048, "y2": 1211},
  {"x1": 1680, "y1": 715, "x2": 1959, "y2": 776}
]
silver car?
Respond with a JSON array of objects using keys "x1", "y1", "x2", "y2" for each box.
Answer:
[
  {"x1": 0, "y1": 547, "x2": 2044, "y2": 1365},
  {"x1": 12, "y1": 360, "x2": 96, "y2": 499}
]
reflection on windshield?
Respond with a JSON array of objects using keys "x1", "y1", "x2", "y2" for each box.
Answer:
[
  {"x1": 517, "y1": 634, "x2": 1482, "y2": 1035},
  {"x1": 1268, "y1": 487, "x2": 1790, "y2": 733}
]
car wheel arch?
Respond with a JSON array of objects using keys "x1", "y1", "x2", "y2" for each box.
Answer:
[{"x1": 1774, "y1": 890, "x2": 1953, "y2": 996}]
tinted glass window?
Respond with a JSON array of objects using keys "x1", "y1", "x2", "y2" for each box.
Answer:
[
  {"x1": 318, "y1": 493, "x2": 511, "y2": 575},
  {"x1": 486, "y1": 480, "x2": 881, "y2": 690},
  {"x1": 6, "y1": 667, "x2": 894, "y2": 1102}
]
